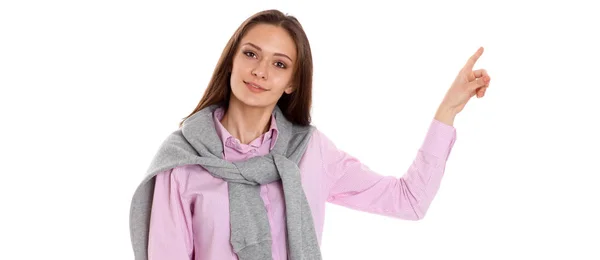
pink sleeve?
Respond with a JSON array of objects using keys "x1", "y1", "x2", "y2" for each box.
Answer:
[
  {"x1": 319, "y1": 119, "x2": 457, "y2": 220},
  {"x1": 148, "y1": 167, "x2": 194, "y2": 259}
]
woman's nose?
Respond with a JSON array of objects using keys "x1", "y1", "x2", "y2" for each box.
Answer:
[{"x1": 251, "y1": 61, "x2": 268, "y2": 79}]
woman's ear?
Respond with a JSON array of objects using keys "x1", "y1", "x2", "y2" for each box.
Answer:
[{"x1": 284, "y1": 84, "x2": 295, "y2": 94}]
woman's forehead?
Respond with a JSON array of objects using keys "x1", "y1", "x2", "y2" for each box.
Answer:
[{"x1": 240, "y1": 24, "x2": 297, "y2": 60}]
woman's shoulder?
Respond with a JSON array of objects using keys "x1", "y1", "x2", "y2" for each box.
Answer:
[{"x1": 299, "y1": 124, "x2": 340, "y2": 156}]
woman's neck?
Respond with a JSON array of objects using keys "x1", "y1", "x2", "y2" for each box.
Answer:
[{"x1": 220, "y1": 98, "x2": 273, "y2": 144}]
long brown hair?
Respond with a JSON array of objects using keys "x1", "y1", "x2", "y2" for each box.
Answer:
[{"x1": 178, "y1": 9, "x2": 313, "y2": 128}]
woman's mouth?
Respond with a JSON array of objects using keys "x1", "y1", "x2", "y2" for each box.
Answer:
[{"x1": 244, "y1": 81, "x2": 268, "y2": 93}]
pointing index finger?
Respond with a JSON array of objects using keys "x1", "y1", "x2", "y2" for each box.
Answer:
[{"x1": 463, "y1": 47, "x2": 484, "y2": 72}]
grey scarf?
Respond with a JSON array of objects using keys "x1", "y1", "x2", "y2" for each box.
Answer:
[{"x1": 129, "y1": 104, "x2": 322, "y2": 260}]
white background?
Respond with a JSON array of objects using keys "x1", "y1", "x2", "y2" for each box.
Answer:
[{"x1": 1, "y1": 0, "x2": 599, "y2": 259}]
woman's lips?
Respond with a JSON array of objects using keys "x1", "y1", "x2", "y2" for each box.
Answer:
[{"x1": 244, "y1": 81, "x2": 268, "y2": 93}]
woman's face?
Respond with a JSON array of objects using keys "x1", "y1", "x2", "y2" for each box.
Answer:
[{"x1": 229, "y1": 23, "x2": 297, "y2": 109}]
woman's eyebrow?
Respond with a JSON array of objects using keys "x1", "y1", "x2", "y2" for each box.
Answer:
[{"x1": 242, "y1": 42, "x2": 293, "y2": 62}]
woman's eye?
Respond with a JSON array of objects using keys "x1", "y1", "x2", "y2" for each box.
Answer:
[
  {"x1": 275, "y1": 62, "x2": 286, "y2": 69},
  {"x1": 244, "y1": 51, "x2": 256, "y2": 58}
]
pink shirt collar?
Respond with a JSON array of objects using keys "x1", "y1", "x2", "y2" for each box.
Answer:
[{"x1": 213, "y1": 106, "x2": 279, "y2": 153}]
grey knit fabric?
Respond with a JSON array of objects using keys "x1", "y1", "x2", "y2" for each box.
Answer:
[{"x1": 129, "y1": 104, "x2": 322, "y2": 259}]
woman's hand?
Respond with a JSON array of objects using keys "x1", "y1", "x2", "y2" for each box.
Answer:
[{"x1": 435, "y1": 47, "x2": 491, "y2": 125}]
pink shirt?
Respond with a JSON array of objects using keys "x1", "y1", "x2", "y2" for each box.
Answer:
[{"x1": 148, "y1": 107, "x2": 457, "y2": 260}]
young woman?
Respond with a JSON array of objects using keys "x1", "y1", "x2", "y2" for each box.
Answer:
[{"x1": 129, "y1": 9, "x2": 491, "y2": 260}]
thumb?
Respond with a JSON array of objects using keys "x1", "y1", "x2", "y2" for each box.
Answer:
[{"x1": 466, "y1": 77, "x2": 487, "y2": 91}]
